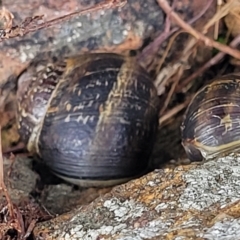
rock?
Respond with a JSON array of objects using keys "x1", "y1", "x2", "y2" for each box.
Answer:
[
  {"x1": 1, "y1": 156, "x2": 38, "y2": 202},
  {"x1": 33, "y1": 155, "x2": 240, "y2": 239},
  {"x1": 0, "y1": 0, "x2": 165, "y2": 97}
]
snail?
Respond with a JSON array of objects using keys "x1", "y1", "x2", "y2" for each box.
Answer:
[
  {"x1": 181, "y1": 73, "x2": 240, "y2": 162},
  {"x1": 16, "y1": 52, "x2": 160, "y2": 187}
]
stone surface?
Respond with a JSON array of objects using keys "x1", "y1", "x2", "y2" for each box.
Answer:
[
  {"x1": 1, "y1": 156, "x2": 37, "y2": 203},
  {"x1": 33, "y1": 155, "x2": 240, "y2": 239},
  {"x1": 0, "y1": 0, "x2": 165, "y2": 99}
]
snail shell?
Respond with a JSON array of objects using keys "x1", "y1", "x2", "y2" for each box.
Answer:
[
  {"x1": 181, "y1": 73, "x2": 240, "y2": 161},
  {"x1": 16, "y1": 53, "x2": 160, "y2": 187}
]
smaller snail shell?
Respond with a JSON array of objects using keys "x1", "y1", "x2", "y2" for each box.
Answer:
[{"x1": 181, "y1": 74, "x2": 240, "y2": 161}]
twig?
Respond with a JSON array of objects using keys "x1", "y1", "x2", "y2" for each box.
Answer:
[
  {"x1": 27, "y1": 0, "x2": 126, "y2": 32},
  {"x1": 203, "y1": 0, "x2": 236, "y2": 34},
  {"x1": 214, "y1": 0, "x2": 222, "y2": 39},
  {"x1": 24, "y1": 219, "x2": 37, "y2": 238},
  {"x1": 0, "y1": 0, "x2": 126, "y2": 40},
  {"x1": 177, "y1": 33, "x2": 240, "y2": 91},
  {"x1": 160, "y1": 67, "x2": 183, "y2": 115},
  {"x1": 138, "y1": 0, "x2": 214, "y2": 62},
  {"x1": 155, "y1": 30, "x2": 183, "y2": 76},
  {"x1": 154, "y1": 30, "x2": 186, "y2": 96},
  {"x1": 159, "y1": 98, "x2": 191, "y2": 125},
  {"x1": 15, "y1": 205, "x2": 25, "y2": 236},
  {"x1": 3, "y1": 142, "x2": 25, "y2": 155},
  {"x1": 137, "y1": 0, "x2": 176, "y2": 65},
  {"x1": 157, "y1": 0, "x2": 240, "y2": 59}
]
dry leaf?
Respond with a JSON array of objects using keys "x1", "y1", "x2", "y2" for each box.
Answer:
[
  {"x1": 224, "y1": 0, "x2": 240, "y2": 37},
  {"x1": 0, "y1": 7, "x2": 14, "y2": 32}
]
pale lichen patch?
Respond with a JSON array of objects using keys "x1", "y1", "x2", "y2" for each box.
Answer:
[
  {"x1": 103, "y1": 198, "x2": 146, "y2": 222},
  {"x1": 201, "y1": 218, "x2": 240, "y2": 240},
  {"x1": 179, "y1": 155, "x2": 240, "y2": 211},
  {"x1": 116, "y1": 219, "x2": 172, "y2": 240}
]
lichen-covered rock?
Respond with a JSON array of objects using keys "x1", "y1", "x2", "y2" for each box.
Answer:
[{"x1": 33, "y1": 155, "x2": 240, "y2": 239}]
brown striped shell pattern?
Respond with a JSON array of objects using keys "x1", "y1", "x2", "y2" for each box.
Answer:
[
  {"x1": 181, "y1": 74, "x2": 240, "y2": 162},
  {"x1": 16, "y1": 53, "x2": 160, "y2": 187}
]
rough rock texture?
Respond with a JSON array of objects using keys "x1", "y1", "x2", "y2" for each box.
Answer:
[
  {"x1": 1, "y1": 157, "x2": 37, "y2": 203},
  {"x1": 0, "y1": 0, "x2": 165, "y2": 90},
  {"x1": 33, "y1": 155, "x2": 240, "y2": 239}
]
